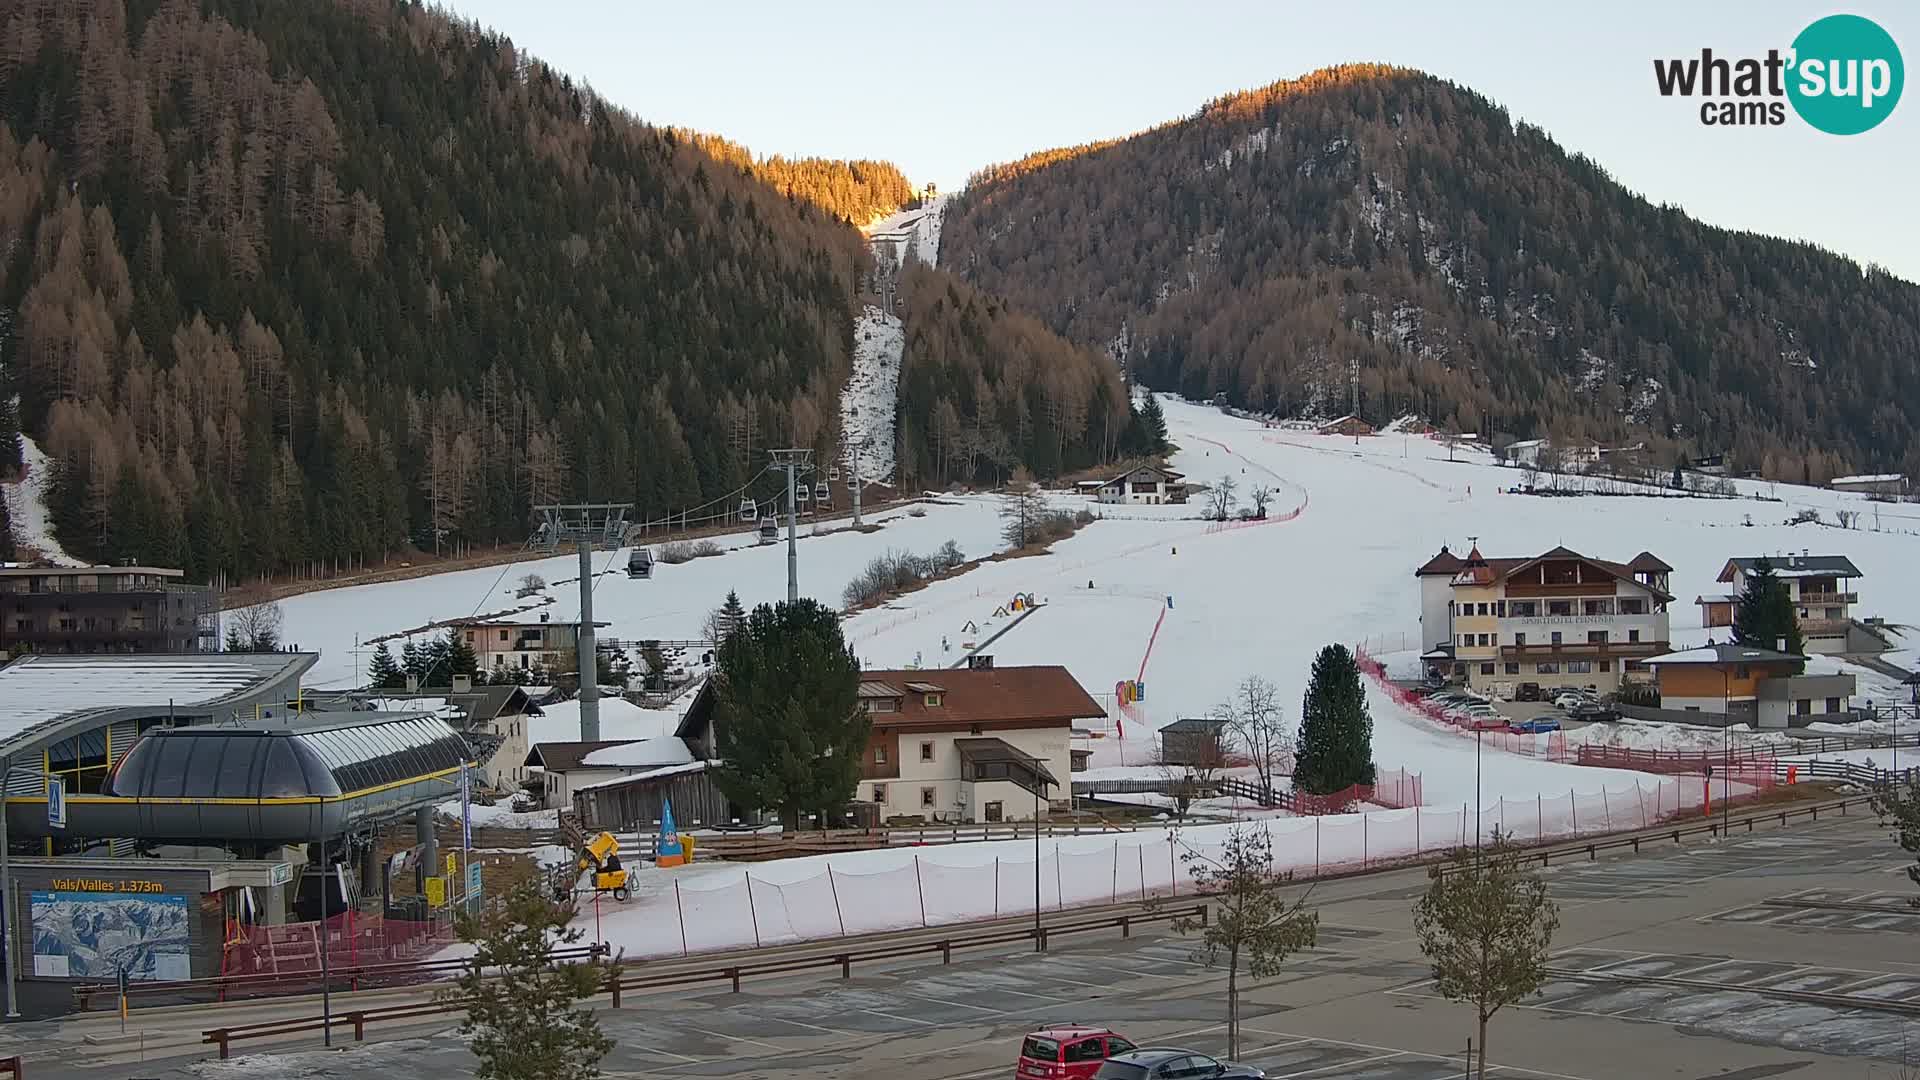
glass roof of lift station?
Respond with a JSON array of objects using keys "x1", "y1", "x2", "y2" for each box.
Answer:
[{"x1": 110, "y1": 715, "x2": 471, "y2": 800}]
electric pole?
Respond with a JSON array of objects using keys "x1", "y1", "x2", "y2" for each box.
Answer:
[
  {"x1": 577, "y1": 538, "x2": 600, "y2": 741},
  {"x1": 850, "y1": 438, "x2": 868, "y2": 527}
]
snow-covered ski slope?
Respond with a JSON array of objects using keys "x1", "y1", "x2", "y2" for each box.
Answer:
[
  {"x1": 283, "y1": 395, "x2": 1920, "y2": 803},
  {"x1": 841, "y1": 306, "x2": 901, "y2": 483},
  {"x1": 864, "y1": 192, "x2": 946, "y2": 268},
  {"x1": 1, "y1": 434, "x2": 86, "y2": 566},
  {"x1": 281, "y1": 497, "x2": 1016, "y2": 688}
]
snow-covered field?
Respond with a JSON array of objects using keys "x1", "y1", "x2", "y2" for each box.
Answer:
[
  {"x1": 281, "y1": 497, "x2": 1015, "y2": 687},
  {"x1": 322, "y1": 392, "x2": 1920, "y2": 960}
]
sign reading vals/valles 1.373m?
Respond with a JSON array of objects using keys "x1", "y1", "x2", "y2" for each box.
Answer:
[{"x1": 48, "y1": 878, "x2": 168, "y2": 894}]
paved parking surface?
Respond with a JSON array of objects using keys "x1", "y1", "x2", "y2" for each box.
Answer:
[{"x1": 9, "y1": 813, "x2": 1916, "y2": 1079}]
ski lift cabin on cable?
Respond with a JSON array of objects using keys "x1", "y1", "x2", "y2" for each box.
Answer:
[
  {"x1": 757, "y1": 515, "x2": 779, "y2": 543},
  {"x1": 795, "y1": 484, "x2": 811, "y2": 505},
  {"x1": 627, "y1": 547, "x2": 655, "y2": 579},
  {"x1": 813, "y1": 481, "x2": 830, "y2": 502},
  {"x1": 737, "y1": 497, "x2": 757, "y2": 522}
]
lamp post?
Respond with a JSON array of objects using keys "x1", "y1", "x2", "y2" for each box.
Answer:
[
  {"x1": 1474, "y1": 726, "x2": 1484, "y2": 852},
  {"x1": 1722, "y1": 664, "x2": 1731, "y2": 836},
  {"x1": 1033, "y1": 776, "x2": 1044, "y2": 951}
]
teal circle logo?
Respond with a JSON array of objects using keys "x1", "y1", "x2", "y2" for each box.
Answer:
[{"x1": 1787, "y1": 14, "x2": 1904, "y2": 135}]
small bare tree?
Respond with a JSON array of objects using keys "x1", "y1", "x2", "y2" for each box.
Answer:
[
  {"x1": 1206, "y1": 475, "x2": 1238, "y2": 520},
  {"x1": 225, "y1": 601, "x2": 284, "y2": 653},
  {"x1": 1171, "y1": 825, "x2": 1319, "y2": 1058},
  {"x1": 1248, "y1": 484, "x2": 1274, "y2": 519},
  {"x1": 1218, "y1": 675, "x2": 1291, "y2": 798},
  {"x1": 1835, "y1": 509, "x2": 1859, "y2": 529},
  {"x1": 1413, "y1": 833, "x2": 1560, "y2": 1080}
]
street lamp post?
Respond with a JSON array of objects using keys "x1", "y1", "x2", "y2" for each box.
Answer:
[
  {"x1": 1034, "y1": 778, "x2": 1044, "y2": 951},
  {"x1": 1722, "y1": 664, "x2": 1731, "y2": 836},
  {"x1": 1474, "y1": 726, "x2": 1484, "y2": 851}
]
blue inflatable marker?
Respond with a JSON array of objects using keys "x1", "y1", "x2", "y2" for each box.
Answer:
[{"x1": 657, "y1": 798, "x2": 684, "y2": 861}]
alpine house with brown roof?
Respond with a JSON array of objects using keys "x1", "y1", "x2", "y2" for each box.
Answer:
[
  {"x1": 852, "y1": 665, "x2": 1104, "y2": 824},
  {"x1": 1427, "y1": 544, "x2": 1673, "y2": 695}
]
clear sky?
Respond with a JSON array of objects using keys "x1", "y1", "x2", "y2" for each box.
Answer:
[{"x1": 442, "y1": 1, "x2": 1918, "y2": 281}]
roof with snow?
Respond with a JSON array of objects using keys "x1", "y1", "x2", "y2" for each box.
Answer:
[
  {"x1": 580, "y1": 736, "x2": 695, "y2": 769},
  {"x1": 1717, "y1": 555, "x2": 1862, "y2": 581},
  {"x1": 1644, "y1": 643, "x2": 1805, "y2": 667},
  {"x1": 1830, "y1": 473, "x2": 1905, "y2": 485},
  {"x1": 0, "y1": 653, "x2": 316, "y2": 756},
  {"x1": 574, "y1": 759, "x2": 710, "y2": 793},
  {"x1": 524, "y1": 740, "x2": 638, "y2": 772}
]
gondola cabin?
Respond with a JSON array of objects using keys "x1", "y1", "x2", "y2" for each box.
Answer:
[
  {"x1": 737, "y1": 497, "x2": 757, "y2": 523},
  {"x1": 813, "y1": 481, "x2": 831, "y2": 503},
  {"x1": 794, "y1": 484, "x2": 811, "y2": 506},
  {"x1": 757, "y1": 515, "x2": 778, "y2": 543},
  {"x1": 627, "y1": 547, "x2": 655, "y2": 579}
]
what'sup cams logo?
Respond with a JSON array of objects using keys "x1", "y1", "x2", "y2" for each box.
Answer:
[{"x1": 1654, "y1": 13, "x2": 1903, "y2": 133}]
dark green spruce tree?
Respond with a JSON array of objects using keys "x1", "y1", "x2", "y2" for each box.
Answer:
[
  {"x1": 1136, "y1": 394, "x2": 1170, "y2": 454},
  {"x1": 1295, "y1": 643, "x2": 1376, "y2": 795},
  {"x1": 367, "y1": 642, "x2": 404, "y2": 689},
  {"x1": 444, "y1": 627, "x2": 480, "y2": 681},
  {"x1": 1732, "y1": 558, "x2": 1804, "y2": 665},
  {"x1": 710, "y1": 598, "x2": 867, "y2": 829},
  {"x1": 400, "y1": 639, "x2": 427, "y2": 684}
]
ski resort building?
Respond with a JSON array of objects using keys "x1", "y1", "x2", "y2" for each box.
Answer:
[
  {"x1": 1315, "y1": 414, "x2": 1374, "y2": 437},
  {"x1": 1431, "y1": 545, "x2": 1673, "y2": 696},
  {"x1": 1699, "y1": 555, "x2": 1865, "y2": 656},
  {"x1": 1643, "y1": 643, "x2": 1856, "y2": 727},
  {"x1": 348, "y1": 682, "x2": 542, "y2": 791},
  {"x1": 1828, "y1": 473, "x2": 1908, "y2": 497},
  {"x1": 0, "y1": 565, "x2": 216, "y2": 654},
  {"x1": 450, "y1": 613, "x2": 609, "y2": 675},
  {"x1": 1095, "y1": 466, "x2": 1187, "y2": 505}
]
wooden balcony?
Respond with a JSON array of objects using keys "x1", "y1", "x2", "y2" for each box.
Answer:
[
  {"x1": 1499, "y1": 640, "x2": 1669, "y2": 659},
  {"x1": 1503, "y1": 582, "x2": 1621, "y2": 597},
  {"x1": 1795, "y1": 591, "x2": 1857, "y2": 605}
]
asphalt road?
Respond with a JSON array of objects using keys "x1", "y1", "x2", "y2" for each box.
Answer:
[{"x1": 3, "y1": 811, "x2": 1914, "y2": 1079}]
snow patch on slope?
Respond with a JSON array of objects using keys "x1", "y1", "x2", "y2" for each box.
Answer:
[
  {"x1": 2, "y1": 433, "x2": 86, "y2": 566},
  {"x1": 843, "y1": 305, "x2": 901, "y2": 483}
]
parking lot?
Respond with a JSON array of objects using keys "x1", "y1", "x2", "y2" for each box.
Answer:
[{"x1": 10, "y1": 813, "x2": 1915, "y2": 1079}]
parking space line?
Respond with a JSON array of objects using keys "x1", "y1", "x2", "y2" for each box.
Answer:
[
  {"x1": 859, "y1": 1006, "x2": 937, "y2": 1027},
  {"x1": 1264, "y1": 1050, "x2": 1406, "y2": 1078},
  {"x1": 682, "y1": 1025, "x2": 784, "y2": 1050},
  {"x1": 897, "y1": 991, "x2": 1013, "y2": 1015},
  {"x1": 1240, "y1": 1028, "x2": 1597, "y2": 1080}
]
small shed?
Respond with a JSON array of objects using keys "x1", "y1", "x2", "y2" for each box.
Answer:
[
  {"x1": 1316, "y1": 415, "x2": 1375, "y2": 437},
  {"x1": 1159, "y1": 717, "x2": 1230, "y2": 766}
]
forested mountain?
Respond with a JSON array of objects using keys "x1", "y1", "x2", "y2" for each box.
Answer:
[
  {"x1": 0, "y1": 0, "x2": 1115, "y2": 582},
  {"x1": 679, "y1": 133, "x2": 915, "y2": 224},
  {"x1": 944, "y1": 65, "x2": 1920, "y2": 481},
  {"x1": 893, "y1": 263, "x2": 1133, "y2": 488}
]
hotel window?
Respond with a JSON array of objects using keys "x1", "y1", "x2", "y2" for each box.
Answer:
[
  {"x1": 872, "y1": 784, "x2": 887, "y2": 803},
  {"x1": 984, "y1": 801, "x2": 1003, "y2": 823},
  {"x1": 1511, "y1": 601, "x2": 1538, "y2": 617},
  {"x1": 498, "y1": 629, "x2": 509, "y2": 642},
  {"x1": 1514, "y1": 632, "x2": 1527, "y2": 646},
  {"x1": 1494, "y1": 601, "x2": 1507, "y2": 617},
  {"x1": 1628, "y1": 629, "x2": 1641, "y2": 643},
  {"x1": 874, "y1": 745, "x2": 888, "y2": 765},
  {"x1": 920, "y1": 741, "x2": 934, "y2": 762},
  {"x1": 1567, "y1": 661, "x2": 1592, "y2": 674},
  {"x1": 1548, "y1": 600, "x2": 1573, "y2": 616},
  {"x1": 1588, "y1": 630, "x2": 1609, "y2": 644},
  {"x1": 1536, "y1": 663, "x2": 1560, "y2": 674},
  {"x1": 1477, "y1": 603, "x2": 1489, "y2": 616},
  {"x1": 1550, "y1": 631, "x2": 1563, "y2": 645},
  {"x1": 1619, "y1": 597, "x2": 1646, "y2": 614},
  {"x1": 921, "y1": 787, "x2": 937, "y2": 808},
  {"x1": 1504, "y1": 663, "x2": 1521, "y2": 675},
  {"x1": 1796, "y1": 699, "x2": 1812, "y2": 716},
  {"x1": 1825, "y1": 697, "x2": 1841, "y2": 713},
  {"x1": 1477, "y1": 634, "x2": 1490, "y2": 647},
  {"x1": 1599, "y1": 660, "x2": 1612, "y2": 672},
  {"x1": 1481, "y1": 663, "x2": 1495, "y2": 675},
  {"x1": 1460, "y1": 634, "x2": 1470, "y2": 647},
  {"x1": 925, "y1": 693, "x2": 943, "y2": 707}
]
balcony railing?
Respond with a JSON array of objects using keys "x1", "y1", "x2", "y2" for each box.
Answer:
[
  {"x1": 1499, "y1": 640, "x2": 1669, "y2": 659},
  {"x1": 0, "y1": 580, "x2": 207, "y2": 596},
  {"x1": 1795, "y1": 591, "x2": 1857, "y2": 605}
]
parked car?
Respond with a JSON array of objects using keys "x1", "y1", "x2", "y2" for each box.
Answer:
[
  {"x1": 1094, "y1": 1048, "x2": 1267, "y2": 1079},
  {"x1": 1468, "y1": 716, "x2": 1509, "y2": 731},
  {"x1": 1565, "y1": 702, "x2": 1619, "y2": 722},
  {"x1": 1509, "y1": 716, "x2": 1563, "y2": 734},
  {"x1": 1551, "y1": 689, "x2": 1596, "y2": 709},
  {"x1": 1018, "y1": 1026, "x2": 1138, "y2": 1079},
  {"x1": 1514, "y1": 682, "x2": 1543, "y2": 702}
]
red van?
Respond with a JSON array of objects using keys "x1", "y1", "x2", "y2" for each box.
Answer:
[{"x1": 1016, "y1": 1026, "x2": 1138, "y2": 1079}]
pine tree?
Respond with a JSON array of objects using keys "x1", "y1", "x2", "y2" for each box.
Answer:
[
  {"x1": 367, "y1": 642, "x2": 403, "y2": 689},
  {"x1": 709, "y1": 598, "x2": 867, "y2": 830},
  {"x1": 441, "y1": 878, "x2": 613, "y2": 1080},
  {"x1": 1295, "y1": 643, "x2": 1376, "y2": 795},
  {"x1": 444, "y1": 627, "x2": 479, "y2": 680},
  {"x1": 708, "y1": 589, "x2": 746, "y2": 643},
  {"x1": 401, "y1": 639, "x2": 427, "y2": 684},
  {"x1": 1136, "y1": 394, "x2": 1169, "y2": 454},
  {"x1": 1732, "y1": 558, "x2": 1804, "y2": 662}
]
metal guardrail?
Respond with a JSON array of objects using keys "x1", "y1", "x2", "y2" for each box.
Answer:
[
  {"x1": 79, "y1": 945, "x2": 608, "y2": 1013},
  {"x1": 1433, "y1": 795, "x2": 1874, "y2": 878},
  {"x1": 201, "y1": 905, "x2": 1206, "y2": 1058}
]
